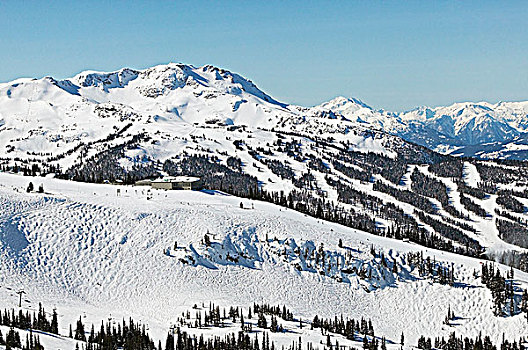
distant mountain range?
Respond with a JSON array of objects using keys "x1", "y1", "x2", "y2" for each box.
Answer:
[
  {"x1": 0, "y1": 62, "x2": 527, "y2": 167},
  {"x1": 316, "y1": 97, "x2": 528, "y2": 160}
]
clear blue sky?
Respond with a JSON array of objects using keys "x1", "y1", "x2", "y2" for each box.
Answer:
[{"x1": 0, "y1": 1, "x2": 526, "y2": 111}]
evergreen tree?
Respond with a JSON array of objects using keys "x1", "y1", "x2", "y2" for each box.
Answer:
[
  {"x1": 257, "y1": 313, "x2": 267, "y2": 329},
  {"x1": 270, "y1": 316, "x2": 278, "y2": 332},
  {"x1": 363, "y1": 336, "x2": 369, "y2": 350},
  {"x1": 74, "y1": 317, "x2": 86, "y2": 341},
  {"x1": 51, "y1": 309, "x2": 59, "y2": 334}
]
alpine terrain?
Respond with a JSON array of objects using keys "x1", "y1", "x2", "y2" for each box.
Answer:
[{"x1": 1, "y1": 63, "x2": 528, "y2": 350}]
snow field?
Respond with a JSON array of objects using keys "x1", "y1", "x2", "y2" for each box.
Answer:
[{"x1": 0, "y1": 173, "x2": 528, "y2": 349}]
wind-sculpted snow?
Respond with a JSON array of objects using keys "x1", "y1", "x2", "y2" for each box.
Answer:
[
  {"x1": 0, "y1": 190, "x2": 65, "y2": 271},
  {"x1": 173, "y1": 227, "x2": 264, "y2": 269},
  {"x1": 174, "y1": 232, "x2": 459, "y2": 292},
  {"x1": 0, "y1": 218, "x2": 30, "y2": 256}
]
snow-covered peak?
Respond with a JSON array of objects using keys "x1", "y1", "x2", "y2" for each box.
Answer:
[
  {"x1": 199, "y1": 64, "x2": 284, "y2": 105},
  {"x1": 72, "y1": 67, "x2": 140, "y2": 89},
  {"x1": 399, "y1": 102, "x2": 521, "y2": 146},
  {"x1": 0, "y1": 61, "x2": 411, "y2": 171},
  {"x1": 62, "y1": 63, "x2": 286, "y2": 108},
  {"x1": 310, "y1": 96, "x2": 528, "y2": 158},
  {"x1": 317, "y1": 96, "x2": 372, "y2": 113},
  {"x1": 2, "y1": 61, "x2": 528, "y2": 160}
]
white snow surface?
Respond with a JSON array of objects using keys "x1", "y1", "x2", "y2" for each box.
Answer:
[
  {"x1": 1, "y1": 173, "x2": 528, "y2": 349},
  {"x1": 2, "y1": 63, "x2": 528, "y2": 348},
  {"x1": 463, "y1": 162, "x2": 481, "y2": 187}
]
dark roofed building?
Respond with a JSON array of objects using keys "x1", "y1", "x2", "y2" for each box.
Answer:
[{"x1": 151, "y1": 176, "x2": 202, "y2": 190}]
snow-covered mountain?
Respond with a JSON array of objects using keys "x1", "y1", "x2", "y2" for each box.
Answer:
[
  {"x1": 316, "y1": 97, "x2": 528, "y2": 159},
  {"x1": 0, "y1": 63, "x2": 414, "y2": 173},
  {"x1": 2, "y1": 63, "x2": 528, "y2": 168},
  {"x1": 316, "y1": 96, "x2": 401, "y2": 129},
  {"x1": 3, "y1": 63, "x2": 528, "y2": 349},
  {"x1": 2, "y1": 63, "x2": 528, "y2": 260}
]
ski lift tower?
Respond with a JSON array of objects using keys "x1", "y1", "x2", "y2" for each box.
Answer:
[{"x1": 16, "y1": 290, "x2": 26, "y2": 307}]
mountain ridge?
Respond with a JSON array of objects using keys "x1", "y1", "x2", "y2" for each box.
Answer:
[
  {"x1": 314, "y1": 96, "x2": 528, "y2": 159},
  {"x1": 3, "y1": 61, "x2": 528, "y2": 161}
]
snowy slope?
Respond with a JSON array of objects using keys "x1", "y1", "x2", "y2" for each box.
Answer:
[
  {"x1": 2, "y1": 64, "x2": 528, "y2": 270},
  {"x1": 3, "y1": 63, "x2": 528, "y2": 348},
  {"x1": 2, "y1": 63, "x2": 528, "y2": 164},
  {"x1": 1, "y1": 173, "x2": 528, "y2": 349},
  {"x1": 0, "y1": 63, "x2": 413, "y2": 174}
]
